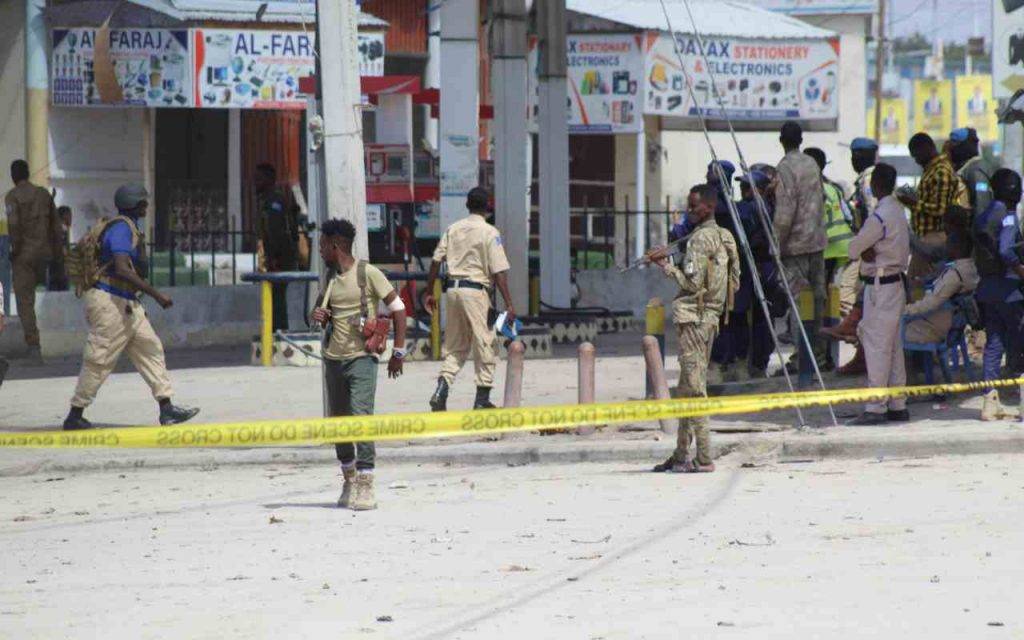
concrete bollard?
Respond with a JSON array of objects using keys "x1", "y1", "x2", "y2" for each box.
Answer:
[
  {"x1": 503, "y1": 340, "x2": 525, "y2": 409},
  {"x1": 644, "y1": 299, "x2": 666, "y2": 398},
  {"x1": 575, "y1": 342, "x2": 598, "y2": 435},
  {"x1": 642, "y1": 335, "x2": 674, "y2": 434}
]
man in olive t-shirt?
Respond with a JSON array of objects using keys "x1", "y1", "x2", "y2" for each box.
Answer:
[{"x1": 312, "y1": 219, "x2": 407, "y2": 511}]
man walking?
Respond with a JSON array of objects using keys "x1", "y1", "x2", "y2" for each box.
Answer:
[
  {"x1": 773, "y1": 121, "x2": 828, "y2": 369},
  {"x1": 62, "y1": 184, "x2": 199, "y2": 431},
  {"x1": 651, "y1": 184, "x2": 739, "y2": 473},
  {"x1": 900, "y1": 133, "x2": 960, "y2": 279},
  {"x1": 254, "y1": 163, "x2": 296, "y2": 332},
  {"x1": 425, "y1": 187, "x2": 516, "y2": 412},
  {"x1": 311, "y1": 219, "x2": 407, "y2": 511},
  {"x1": 5, "y1": 160, "x2": 61, "y2": 361},
  {"x1": 847, "y1": 164, "x2": 911, "y2": 426}
]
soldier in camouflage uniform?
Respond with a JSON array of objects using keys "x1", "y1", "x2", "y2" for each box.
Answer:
[{"x1": 650, "y1": 183, "x2": 740, "y2": 474}]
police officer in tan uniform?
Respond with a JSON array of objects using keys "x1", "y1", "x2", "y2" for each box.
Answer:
[
  {"x1": 425, "y1": 187, "x2": 516, "y2": 411},
  {"x1": 62, "y1": 184, "x2": 199, "y2": 431},
  {"x1": 5, "y1": 160, "x2": 60, "y2": 361}
]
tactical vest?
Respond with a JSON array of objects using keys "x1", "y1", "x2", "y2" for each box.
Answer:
[
  {"x1": 972, "y1": 206, "x2": 1016, "y2": 277},
  {"x1": 66, "y1": 216, "x2": 145, "y2": 297},
  {"x1": 823, "y1": 181, "x2": 853, "y2": 260}
]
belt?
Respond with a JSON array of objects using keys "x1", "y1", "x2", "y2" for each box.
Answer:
[
  {"x1": 448, "y1": 279, "x2": 486, "y2": 291},
  {"x1": 860, "y1": 273, "x2": 904, "y2": 285},
  {"x1": 94, "y1": 281, "x2": 140, "y2": 301}
]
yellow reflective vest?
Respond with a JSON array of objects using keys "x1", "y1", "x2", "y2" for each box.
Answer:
[{"x1": 823, "y1": 180, "x2": 853, "y2": 261}]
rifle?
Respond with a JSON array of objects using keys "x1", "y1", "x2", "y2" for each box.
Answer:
[{"x1": 619, "y1": 225, "x2": 695, "y2": 273}]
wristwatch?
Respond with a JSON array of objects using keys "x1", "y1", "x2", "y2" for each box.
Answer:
[{"x1": 392, "y1": 347, "x2": 407, "y2": 360}]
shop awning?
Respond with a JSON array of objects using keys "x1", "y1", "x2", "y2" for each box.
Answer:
[{"x1": 413, "y1": 88, "x2": 494, "y2": 120}]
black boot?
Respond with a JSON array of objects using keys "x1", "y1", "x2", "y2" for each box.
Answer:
[
  {"x1": 63, "y1": 407, "x2": 92, "y2": 431},
  {"x1": 429, "y1": 378, "x2": 449, "y2": 412},
  {"x1": 159, "y1": 402, "x2": 200, "y2": 426},
  {"x1": 473, "y1": 386, "x2": 496, "y2": 410}
]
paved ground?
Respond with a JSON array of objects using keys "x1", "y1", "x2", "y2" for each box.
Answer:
[{"x1": 0, "y1": 453, "x2": 1020, "y2": 638}]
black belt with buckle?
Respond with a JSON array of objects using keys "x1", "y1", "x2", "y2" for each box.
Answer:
[
  {"x1": 448, "y1": 279, "x2": 485, "y2": 290},
  {"x1": 860, "y1": 273, "x2": 904, "y2": 285}
]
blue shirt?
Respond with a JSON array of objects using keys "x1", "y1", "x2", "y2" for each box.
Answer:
[
  {"x1": 974, "y1": 201, "x2": 1023, "y2": 303},
  {"x1": 97, "y1": 216, "x2": 142, "y2": 300}
]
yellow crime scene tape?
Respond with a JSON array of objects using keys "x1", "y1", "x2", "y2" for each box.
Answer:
[{"x1": 2, "y1": 377, "x2": 1021, "y2": 449}]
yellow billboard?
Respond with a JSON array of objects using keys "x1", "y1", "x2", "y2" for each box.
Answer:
[
  {"x1": 913, "y1": 79, "x2": 953, "y2": 140},
  {"x1": 868, "y1": 98, "x2": 909, "y2": 147},
  {"x1": 955, "y1": 75, "x2": 998, "y2": 143}
]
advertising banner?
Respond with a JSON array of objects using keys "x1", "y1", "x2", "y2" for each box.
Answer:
[
  {"x1": 867, "y1": 98, "x2": 908, "y2": 147},
  {"x1": 643, "y1": 33, "x2": 840, "y2": 121},
  {"x1": 955, "y1": 74, "x2": 998, "y2": 143},
  {"x1": 913, "y1": 79, "x2": 953, "y2": 140},
  {"x1": 993, "y1": 0, "x2": 1024, "y2": 97},
  {"x1": 51, "y1": 28, "x2": 191, "y2": 107},
  {"x1": 358, "y1": 32, "x2": 386, "y2": 77},
  {"x1": 528, "y1": 33, "x2": 644, "y2": 134},
  {"x1": 192, "y1": 29, "x2": 315, "y2": 109}
]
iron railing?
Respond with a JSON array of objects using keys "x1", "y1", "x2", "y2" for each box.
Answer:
[{"x1": 146, "y1": 230, "x2": 258, "y2": 287}]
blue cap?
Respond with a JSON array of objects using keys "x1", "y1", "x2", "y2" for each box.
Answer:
[
  {"x1": 850, "y1": 137, "x2": 878, "y2": 151},
  {"x1": 949, "y1": 127, "x2": 976, "y2": 143},
  {"x1": 709, "y1": 160, "x2": 736, "y2": 177},
  {"x1": 736, "y1": 170, "x2": 769, "y2": 188}
]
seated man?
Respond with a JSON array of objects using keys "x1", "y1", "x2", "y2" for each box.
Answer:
[{"x1": 904, "y1": 230, "x2": 978, "y2": 345}]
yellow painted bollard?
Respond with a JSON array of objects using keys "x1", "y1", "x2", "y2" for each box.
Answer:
[
  {"x1": 824, "y1": 284, "x2": 841, "y2": 370},
  {"x1": 797, "y1": 289, "x2": 815, "y2": 387},
  {"x1": 261, "y1": 281, "x2": 273, "y2": 367},
  {"x1": 529, "y1": 275, "x2": 540, "y2": 317},
  {"x1": 644, "y1": 298, "x2": 665, "y2": 399},
  {"x1": 430, "y1": 278, "x2": 442, "y2": 360}
]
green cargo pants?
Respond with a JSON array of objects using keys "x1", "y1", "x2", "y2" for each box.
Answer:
[{"x1": 325, "y1": 355, "x2": 378, "y2": 470}]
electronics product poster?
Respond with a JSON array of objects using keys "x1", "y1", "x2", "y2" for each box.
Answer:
[
  {"x1": 193, "y1": 29, "x2": 315, "y2": 109},
  {"x1": 565, "y1": 34, "x2": 644, "y2": 134},
  {"x1": 51, "y1": 28, "x2": 191, "y2": 107},
  {"x1": 643, "y1": 32, "x2": 840, "y2": 121}
]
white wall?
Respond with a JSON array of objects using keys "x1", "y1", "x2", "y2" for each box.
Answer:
[
  {"x1": 0, "y1": 2, "x2": 26, "y2": 181},
  {"x1": 48, "y1": 107, "x2": 146, "y2": 237},
  {"x1": 658, "y1": 14, "x2": 869, "y2": 201}
]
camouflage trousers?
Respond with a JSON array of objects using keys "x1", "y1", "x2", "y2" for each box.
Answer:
[{"x1": 675, "y1": 321, "x2": 718, "y2": 466}]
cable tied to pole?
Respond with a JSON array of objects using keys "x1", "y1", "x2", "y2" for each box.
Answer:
[{"x1": 654, "y1": 0, "x2": 838, "y2": 427}]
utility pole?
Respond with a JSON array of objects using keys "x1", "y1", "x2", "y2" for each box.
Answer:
[
  {"x1": 439, "y1": 0, "x2": 480, "y2": 231},
  {"x1": 491, "y1": 0, "x2": 530, "y2": 312},
  {"x1": 873, "y1": 0, "x2": 886, "y2": 140},
  {"x1": 537, "y1": 0, "x2": 571, "y2": 307},
  {"x1": 317, "y1": 0, "x2": 369, "y2": 259}
]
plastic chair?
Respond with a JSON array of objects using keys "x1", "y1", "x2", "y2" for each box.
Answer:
[{"x1": 902, "y1": 300, "x2": 976, "y2": 385}]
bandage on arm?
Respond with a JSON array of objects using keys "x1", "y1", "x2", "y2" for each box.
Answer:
[{"x1": 387, "y1": 297, "x2": 406, "y2": 314}]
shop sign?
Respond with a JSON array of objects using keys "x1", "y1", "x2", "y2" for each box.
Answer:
[
  {"x1": 359, "y1": 32, "x2": 386, "y2": 77},
  {"x1": 528, "y1": 33, "x2": 644, "y2": 134},
  {"x1": 51, "y1": 28, "x2": 191, "y2": 107},
  {"x1": 643, "y1": 33, "x2": 840, "y2": 121},
  {"x1": 193, "y1": 28, "x2": 315, "y2": 109}
]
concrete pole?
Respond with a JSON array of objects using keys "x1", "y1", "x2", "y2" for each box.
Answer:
[
  {"x1": 25, "y1": 0, "x2": 49, "y2": 186},
  {"x1": 317, "y1": 0, "x2": 369, "y2": 260},
  {"x1": 537, "y1": 0, "x2": 571, "y2": 307},
  {"x1": 503, "y1": 340, "x2": 525, "y2": 408},
  {"x1": 439, "y1": 0, "x2": 480, "y2": 231},
  {"x1": 425, "y1": 1, "x2": 441, "y2": 152},
  {"x1": 634, "y1": 130, "x2": 646, "y2": 262},
  {"x1": 642, "y1": 335, "x2": 674, "y2": 434},
  {"x1": 576, "y1": 341, "x2": 598, "y2": 435},
  {"x1": 491, "y1": 0, "x2": 530, "y2": 312}
]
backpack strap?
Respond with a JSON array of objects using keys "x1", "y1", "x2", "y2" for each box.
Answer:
[{"x1": 357, "y1": 260, "x2": 369, "y2": 319}]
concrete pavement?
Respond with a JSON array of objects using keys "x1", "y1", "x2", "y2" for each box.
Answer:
[{"x1": 1, "y1": 454, "x2": 1020, "y2": 638}]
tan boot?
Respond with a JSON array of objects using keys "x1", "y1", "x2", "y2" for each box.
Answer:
[
  {"x1": 821, "y1": 306, "x2": 862, "y2": 344},
  {"x1": 981, "y1": 391, "x2": 1020, "y2": 421},
  {"x1": 337, "y1": 467, "x2": 357, "y2": 508},
  {"x1": 350, "y1": 472, "x2": 378, "y2": 511}
]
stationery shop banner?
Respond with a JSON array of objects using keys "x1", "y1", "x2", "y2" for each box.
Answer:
[
  {"x1": 955, "y1": 75, "x2": 998, "y2": 143},
  {"x1": 193, "y1": 29, "x2": 315, "y2": 109},
  {"x1": 51, "y1": 28, "x2": 191, "y2": 107},
  {"x1": 643, "y1": 33, "x2": 840, "y2": 121},
  {"x1": 913, "y1": 79, "x2": 953, "y2": 140},
  {"x1": 867, "y1": 98, "x2": 909, "y2": 147},
  {"x1": 528, "y1": 33, "x2": 645, "y2": 134}
]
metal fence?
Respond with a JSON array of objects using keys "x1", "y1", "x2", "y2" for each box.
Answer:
[
  {"x1": 146, "y1": 230, "x2": 258, "y2": 287},
  {"x1": 530, "y1": 206, "x2": 679, "y2": 270}
]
